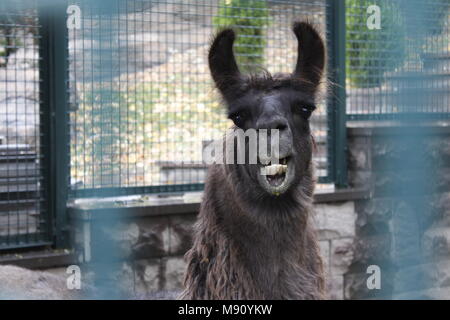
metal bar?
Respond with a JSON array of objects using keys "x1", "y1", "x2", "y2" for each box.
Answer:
[
  {"x1": 38, "y1": 2, "x2": 70, "y2": 248},
  {"x1": 38, "y1": 2, "x2": 53, "y2": 250},
  {"x1": 0, "y1": 241, "x2": 52, "y2": 251},
  {"x1": 70, "y1": 183, "x2": 205, "y2": 198},
  {"x1": 327, "y1": 0, "x2": 348, "y2": 188},
  {"x1": 348, "y1": 113, "x2": 450, "y2": 121},
  {"x1": 52, "y1": 3, "x2": 70, "y2": 248}
]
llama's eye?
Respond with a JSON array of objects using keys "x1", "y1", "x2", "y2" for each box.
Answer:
[
  {"x1": 295, "y1": 105, "x2": 316, "y2": 120},
  {"x1": 229, "y1": 111, "x2": 248, "y2": 127}
]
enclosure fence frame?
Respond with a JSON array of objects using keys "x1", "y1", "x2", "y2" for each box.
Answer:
[
  {"x1": 38, "y1": 2, "x2": 70, "y2": 249},
  {"x1": 326, "y1": 0, "x2": 348, "y2": 188}
]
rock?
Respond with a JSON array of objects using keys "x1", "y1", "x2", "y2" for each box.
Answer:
[
  {"x1": 352, "y1": 234, "x2": 392, "y2": 265},
  {"x1": 0, "y1": 265, "x2": 86, "y2": 300},
  {"x1": 142, "y1": 262, "x2": 161, "y2": 292},
  {"x1": 327, "y1": 275, "x2": 344, "y2": 300},
  {"x1": 87, "y1": 217, "x2": 171, "y2": 261},
  {"x1": 344, "y1": 269, "x2": 395, "y2": 300},
  {"x1": 348, "y1": 136, "x2": 371, "y2": 170},
  {"x1": 423, "y1": 227, "x2": 450, "y2": 260},
  {"x1": 423, "y1": 260, "x2": 450, "y2": 290},
  {"x1": 164, "y1": 257, "x2": 186, "y2": 291},
  {"x1": 169, "y1": 215, "x2": 196, "y2": 255},
  {"x1": 330, "y1": 238, "x2": 354, "y2": 276},
  {"x1": 319, "y1": 240, "x2": 330, "y2": 275},
  {"x1": 140, "y1": 290, "x2": 180, "y2": 300},
  {"x1": 348, "y1": 170, "x2": 372, "y2": 188},
  {"x1": 315, "y1": 202, "x2": 356, "y2": 240},
  {"x1": 355, "y1": 198, "x2": 393, "y2": 231}
]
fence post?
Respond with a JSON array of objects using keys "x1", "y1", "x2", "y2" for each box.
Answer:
[
  {"x1": 326, "y1": 0, "x2": 347, "y2": 188},
  {"x1": 39, "y1": 2, "x2": 70, "y2": 248}
]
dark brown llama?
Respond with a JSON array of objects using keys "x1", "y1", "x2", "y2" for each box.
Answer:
[{"x1": 180, "y1": 22, "x2": 326, "y2": 300}]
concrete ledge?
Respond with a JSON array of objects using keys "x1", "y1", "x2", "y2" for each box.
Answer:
[
  {"x1": 347, "y1": 122, "x2": 450, "y2": 136},
  {"x1": 314, "y1": 188, "x2": 371, "y2": 203},
  {"x1": 0, "y1": 250, "x2": 77, "y2": 270},
  {"x1": 68, "y1": 188, "x2": 370, "y2": 221}
]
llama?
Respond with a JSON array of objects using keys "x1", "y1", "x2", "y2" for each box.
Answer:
[{"x1": 180, "y1": 22, "x2": 326, "y2": 300}]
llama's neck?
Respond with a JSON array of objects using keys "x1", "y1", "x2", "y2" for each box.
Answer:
[
  {"x1": 182, "y1": 163, "x2": 322, "y2": 300},
  {"x1": 219, "y1": 160, "x2": 314, "y2": 254},
  {"x1": 215, "y1": 165, "x2": 313, "y2": 297},
  {"x1": 222, "y1": 188, "x2": 309, "y2": 252},
  {"x1": 225, "y1": 209, "x2": 309, "y2": 294}
]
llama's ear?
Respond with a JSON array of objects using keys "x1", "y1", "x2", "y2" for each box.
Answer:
[
  {"x1": 292, "y1": 22, "x2": 325, "y2": 88},
  {"x1": 208, "y1": 29, "x2": 241, "y2": 96}
]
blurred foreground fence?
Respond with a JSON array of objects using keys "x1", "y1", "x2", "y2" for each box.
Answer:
[{"x1": 0, "y1": 0, "x2": 449, "y2": 250}]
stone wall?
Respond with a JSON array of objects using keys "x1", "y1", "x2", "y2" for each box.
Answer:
[
  {"x1": 7, "y1": 124, "x2": 448, "y2": 300},
  {"x1": 68, "y1": 198, "x2": 357, "y2": 299},
  {"x1": 345, "y1": 125, "x2": 450, "y2": 299},
  {"x1": 316, "y1": 202, "x2": 357, "y2": 299}
]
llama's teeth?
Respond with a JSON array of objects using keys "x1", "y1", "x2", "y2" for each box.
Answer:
[{"x1": 261, "y1": 164, "x2": 287, "y2": 176}]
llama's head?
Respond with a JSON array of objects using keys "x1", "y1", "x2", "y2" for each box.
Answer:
[{"x1": 208, "y1": 22, "x2": 325, "y2": 198}]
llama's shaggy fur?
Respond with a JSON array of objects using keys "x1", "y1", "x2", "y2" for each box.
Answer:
[{"x1": 181, "y1": 22, "x2": 326, "y2": 300}]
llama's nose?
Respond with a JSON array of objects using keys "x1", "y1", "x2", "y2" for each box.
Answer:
[
  {"x1": 256, "y1": 117, "x2": 292, "y2": 163},
  {"x1": 256, "y1": 117, "x2": 288, "y2": 132}
]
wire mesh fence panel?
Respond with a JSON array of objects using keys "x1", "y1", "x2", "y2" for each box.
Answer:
[
  {"x1": 0, "y1": 0, "x2": 51, "y2": 249},
  {"x1": 68, "y1": 0, "x2": 333, "y2": 197},
  {"x1": 346, "y1": 0, "x2": 450, "y2": 120}
]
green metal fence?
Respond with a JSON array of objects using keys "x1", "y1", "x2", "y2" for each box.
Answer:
[
  {"x1": 0, "y1": 0, "x2": 343, "y2": 250},
  {"x1": 346, "y1": 0, "x2": 450, "y2": 120},
  {"x1": 67, "y1": 0, "x2": 340, "y2": 197},
  {"x1": 5, "y1": 0, "x2": 449, "y2": 250},
  {"x1": 0, "y1": 0, "x2": 54, "y2": 249}
]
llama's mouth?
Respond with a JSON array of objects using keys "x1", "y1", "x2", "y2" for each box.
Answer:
[{"x1": 258, "y1": 157, "x2": 295, "y2": 196}]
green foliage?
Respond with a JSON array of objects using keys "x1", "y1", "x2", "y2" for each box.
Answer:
[
  {"x1": 0, "y1": 39, "x2": 7, "y2": 57},
  {"x1": 0, "y1": 29, "x2": 22, "y2": 63},
  {"x1": 0, "y1": 6, "x2": 36, "y2": 66},
  {"x1": 346, "y1": 0, "x2": 406, "y2": 88},
  {"x1": 213, "y1": 0, "x2": 270, "y2": 71}
]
